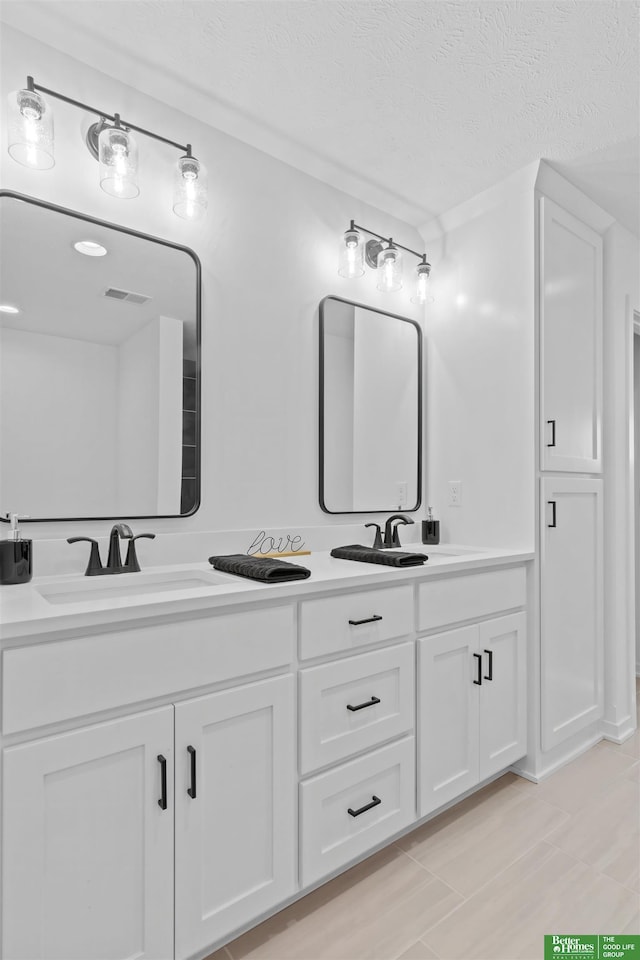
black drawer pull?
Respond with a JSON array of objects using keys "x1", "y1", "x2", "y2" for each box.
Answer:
[
  {"x1": 348, "y1": 795, "x2": 381, "y2": 818},
  {"x1": 348, "y1": 615, "x2": 383, "y2": 626},
  {"x1": 187, "y1": 745, "x2": 197, "y2": 799},
  {"x1": 157, "y1": 754, "x2": 168, "y2": 810},
  {"x1": 473, "y1": 653, "x2": 482, "y2": 685},
  {"x1": 483, "y1": 649, "x2": 493, "y2": 681},
  {"x1": 347, "y1": 696, "x2": 381, "y2": 712},
  {"x1": 547, "y1": 419, "x2": 556, "y2": 447},
  {"x1": 548, "y1": 500, "x2": 557, "y2": 528}
]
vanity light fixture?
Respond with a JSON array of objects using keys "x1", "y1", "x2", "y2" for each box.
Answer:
[
  {"x1": 0, "y1": 305, "x2": 20, "y2": 314},
  {"x1": 73, "y1": 240, "x2": 108, "y2": 257},
  {"x1": 338, "y1": 221, "x2": 431, "y2": 303},
  {"x1": 7, "y1": 77, "x2": 207, "y2": 221}
]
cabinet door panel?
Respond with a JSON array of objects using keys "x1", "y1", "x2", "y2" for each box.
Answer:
[
  {"x1": 418, "y1": 627, "x2": 479, "y2": 816},
  {"x1": 541, "y1": 477, "x2": 603, "y2": 749},
  {"x1": 479, "y1": 613, "x2": 527, "y2": 779},
  {"x1": 540, "y1": 197, "x2": 603, "y2": 473},
  {"x1": 2, "y1": 707, "x2": 174, "y2": 960},
  {"x1": 174, "y1": 675, "x2": 296, "y2": 960}
]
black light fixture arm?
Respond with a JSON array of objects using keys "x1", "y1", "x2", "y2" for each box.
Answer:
[
  {"x1": 26, "y1": 75, "x2": 192, "y2": 155},
  {"x1": 348, "y1": 219, "x2": 429, "y2": 264}
]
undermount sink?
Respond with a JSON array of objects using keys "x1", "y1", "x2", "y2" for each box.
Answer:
[{"x1": 36, "y1": 568, "x2": 235, "y2": 605}]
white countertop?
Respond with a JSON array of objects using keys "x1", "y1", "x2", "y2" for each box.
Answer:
[{"x1": 0, "y1": 544, "x2": 533, "y2": 640}]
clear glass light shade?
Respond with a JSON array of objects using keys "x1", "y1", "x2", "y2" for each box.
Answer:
[
  {"x1": 411, "y1": 262, "x2": 432, "y2": 304},
  {"x1": 338, "y1": 228, "x2": 364, "y2": 278},
  {"x1": 98, "y1": 125, "x2": 139, "y2": 199},
  {"x1": 173, "y1": 155, "x2": 207, "y2": 221},
  {"x1": 7, "y1": 87, "x2": 54, "y2": 170},
  {"x1": 376, "y1": 245, "x2": 402, "y2": 292}
]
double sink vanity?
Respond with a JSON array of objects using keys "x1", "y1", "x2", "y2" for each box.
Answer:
[
  {"x1": 0, "y1": 541, "x2": 532, "y2": 960},
  {"x1": 1, "y1": 190, "x2": 532, "y2": 959}
]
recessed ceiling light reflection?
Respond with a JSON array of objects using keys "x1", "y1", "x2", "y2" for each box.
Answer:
[
  {"x1": 74, "y1": 240, "x2": 107, "y2": 257},
  {"x1": 0, "y1": 304, "x2": 20, "y2": 314}
]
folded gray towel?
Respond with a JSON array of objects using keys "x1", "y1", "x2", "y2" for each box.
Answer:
[
  {"x1": 209, "y1": 554, "x2": 311, "y2": 582},
  {"x1": 330, "y1": 544, "x2": 427, "y2": 567}
]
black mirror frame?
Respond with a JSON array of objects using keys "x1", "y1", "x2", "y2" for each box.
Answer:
[
  {"x1": 318, "y1": 294, "x2": 423, "y2": 515},
  {"x1": 0, "y1": 190, "x2": 202, "y2": 524}
]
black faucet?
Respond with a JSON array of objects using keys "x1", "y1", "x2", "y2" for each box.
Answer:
[
  {"x1": 106, "y1": 523, "x2": 134, "y2": 572},
  {"x1": 382, "y1": 514, "x2": 414, "y2": 549},
  {"x1": 68, "y1": 524, "x2": 155, "y2": 576}
]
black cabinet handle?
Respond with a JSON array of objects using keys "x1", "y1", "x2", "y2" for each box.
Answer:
[
  {"x1": 348, "y1": 795, "x2": 381, "y2": 818},
  {"x1": 157, "y1": 754, "x2": 168, "y2": 810},
  {"x1": 473, "y1": 653, "x2": 483, "y2": 685},
  {"x1": 347, "y1": 696, "x2": 381, "y2": 712},
  {"x1": 483, "y1": 649, "x2": 493, "y2": 681},
  {"x1": 187, "y1": 745, "x2": 197, "y2": 799},
  {"x1": 548, "y1": 500, "x2": 557, "y2": 528},
  {"x1": 348, "y1": 615, "x2": 383, "y2": 626},
  {"x1": 547, "y1": 419, "x2": 556, "y2": 447}
]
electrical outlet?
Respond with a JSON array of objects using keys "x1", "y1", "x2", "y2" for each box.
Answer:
[
  {"x1": 396, "y1": 481, "x2": 408, "y2": 508},
  {"x1": 448, "y1": 480, "x2": 462, "y2": 506}
]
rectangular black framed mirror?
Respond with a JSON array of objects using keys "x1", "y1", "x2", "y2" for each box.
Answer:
[
  {"x1": 0, "y1": 191, "x2": 201, "y2": 522},
  {"x1": 319, "y1": 295, "x2": 422, "y2": 514}
]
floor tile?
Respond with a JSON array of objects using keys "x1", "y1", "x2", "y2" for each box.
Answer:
[
  {"x1": 548, "y1": 777, "x2": 640, "y2": 891},
  {"x1": 627, "y1": 762, "x2": 640, "y2": 783},
  {"x1": 226, "y1": 844, "x2": 440, "y2": 959},
  {"x1": 396, "y1": 941, "x2": 438, "y2": 960},
  {"x1": 622, "y1": 913, "x2": 640, "y2": 935},
  {"x1": 618, "y1": 728, "x2": 640, "y2": 760},
  {"x1": 422, "y1": 843, "x2": 638, "y2": 960},
  {"x1": 510, "y1": 741, "x2": 637, "y2": 812},
  {"x1": 203, "y1": 950, "x2": 231, "y2": 960},
  {"x1": 398, "y1": 783, "x2": 567, "y2": 897}
]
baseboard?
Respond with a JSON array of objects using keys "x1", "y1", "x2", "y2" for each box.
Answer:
[
  {"x1": 636, "y1": 661, "x2": 640, "y2": 677},
  {"x1": 512, "y1": 732, "x2": 602, "y2": 783},
  {"x1": 601, "y1": 716, "x2": 637, "y2": 744}
]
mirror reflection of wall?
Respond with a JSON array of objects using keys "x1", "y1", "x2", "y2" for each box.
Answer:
[
  {"x1": 0, "y1": 193, "x2": 200, "y2": 521},
  {"x1": 320, "y1": 296, "x2": 422, "y2": 513}
]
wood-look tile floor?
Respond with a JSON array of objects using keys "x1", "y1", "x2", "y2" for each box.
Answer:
[{"x1": 208, "y1": 697, "x2": 640, "y2": 960}]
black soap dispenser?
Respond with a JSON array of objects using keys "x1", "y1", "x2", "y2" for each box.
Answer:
[
  {"x1": 0, "y1": 513, "x2": 32, "y2": 585},
  {"x1": 421, "y1": 506, "x2": 440, "y2": 545}
]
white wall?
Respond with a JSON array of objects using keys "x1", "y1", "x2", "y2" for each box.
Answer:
[
  {"x1": 635, "y1": 331, "x2": 640, "y2": 672},
  {"x1": 420, "y1": 166, "x2": 537, "y2": 549},
  {"x1": 117, "y1": 316, "x2": 183, "y2": 516},
  {"x1": 0, "y1": 326, "x2": 118, "y2": 515},
  {"x1": 601, "y1": 222, "x2": 640, "y2": 734},
  {"x1": 0, "y1": 24, "x2": 425, "y2": 552}
]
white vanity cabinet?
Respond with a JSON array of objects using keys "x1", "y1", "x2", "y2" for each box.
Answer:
[
  {"x1": 3, "y1": 706, "x2": 175, "y2": 960},
  {"x1": 539, "y1": 196, "x2": 603, "y2": 474},
  {"x1": 416, "y1": 568, "x2": 527, "y2": 817},
  {"x1": 0, "y1": 555, "x2": 531, "y2": 960},
  {"x1": 540, "y1": 476, "x2": 604, "y2": 750},
  {"x1": 174, "y1": 675, "x2": 296, "y2": 959},
  {"x1": 418, "y1": 614, "x2": 526, "y2": 816}
]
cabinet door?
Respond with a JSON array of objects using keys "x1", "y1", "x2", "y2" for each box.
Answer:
[
  {"x1": 478, "y1": 613, "x2": 527, "y2": 779},
  {"x1": 418, "y1": 627, "x2": 479, "y2": 817},
  {"x1": 174, "y1": 675, "x2": 296, "y2": 960},
  {"x1": 541, "y1": 477, "x2": 604, "y2": 749},
  {"x1": 540, "y1": 197, "x2": 603, "y2": 473},
  {"x1": 3, "y1": 707, "x2": 174, "y2": 960}
]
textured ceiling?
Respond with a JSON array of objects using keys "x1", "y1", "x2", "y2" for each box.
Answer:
[{"x1": 2, "y1": 0, "x2": 638, "y2": 232}]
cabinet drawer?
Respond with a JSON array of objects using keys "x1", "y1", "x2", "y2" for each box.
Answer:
[
  {"x1": 418, "y1": 567, "x2": 526, "y2": 632},
  {"x1": 299, "y1": 643, "x2": 414, "y2": 774},
  {"x1": 299, "y1": 737, "x2": 415, "y2": 887},
  {"x1": 2, "y1": 605, "x2": 295, "y2": 734},
  {"x1": 300, "y1": 585, "x2": 413, "y2": 660}
]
